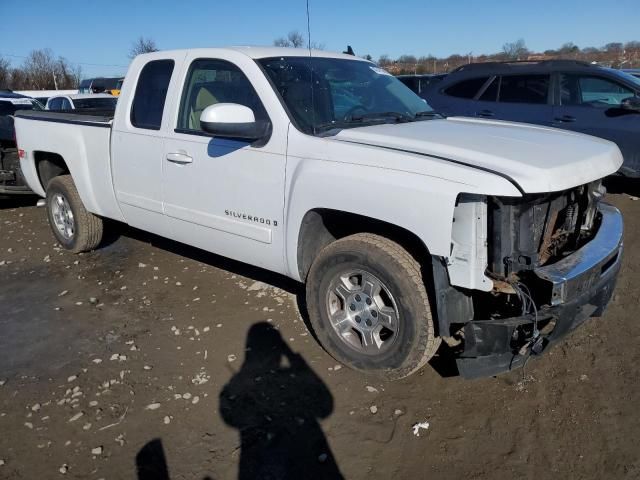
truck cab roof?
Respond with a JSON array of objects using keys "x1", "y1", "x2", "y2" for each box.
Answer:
[{"x1": 136, "y1": 46, "x2": 367, "y2": 62}]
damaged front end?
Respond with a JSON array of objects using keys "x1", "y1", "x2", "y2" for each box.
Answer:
[{"x1": 439, "y1": 181, "x2": 623, "y2": 379}]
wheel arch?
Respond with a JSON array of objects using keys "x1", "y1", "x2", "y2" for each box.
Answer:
[
  {"x1": 34, "y1": 151, "x2": 70, "y2": 191},
  {"x1": 296, "y1": 208, "x2": 433, "y2": 281}
]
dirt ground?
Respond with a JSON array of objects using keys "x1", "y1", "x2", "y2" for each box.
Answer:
[{"x1": 1, "y1": 185, "x2": 639, "y2": 480}]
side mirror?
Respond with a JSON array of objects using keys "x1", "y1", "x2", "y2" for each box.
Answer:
[
  {"x1": 200, "y1": 103, "x2": 270, "y2": 141},
  {"x1": 621, "y1": 96, "x2": 640, "y2": 112}
]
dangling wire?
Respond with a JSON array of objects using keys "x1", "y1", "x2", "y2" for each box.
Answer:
[
  {"x1": 509, "y1": 280, "x2": 540, "y2": 380},
  {"x1": 512, "y1": 281, "x2": 539, "y2": 339}
]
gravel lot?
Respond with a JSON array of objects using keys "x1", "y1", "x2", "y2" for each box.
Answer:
[{"x1": 1, "y1": 185, "x2": 639, "y2": 480}]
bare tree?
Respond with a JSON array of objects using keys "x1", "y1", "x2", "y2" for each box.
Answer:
[
  {"x1": 398, "y1": 54, "x2": 417, "y2": 64},
  {"x1": 23, "y1": 49, "x2": 57, "y2": 89},
  {"x1": 603, "y1": 42, "x2": 624, "y2": 53},
  {"x1": 273, "y1": 31, "x2": 306, "y2": 48},
  {"x1": 129, "y1": 37, "x2": 159, "y2": 59},
  {"x1": 0, "y1": 57, "x2": 10, "y2": 89},
  {"x1": 55, "y1": 57, "x2": 82, "y2": 89},
  {"x1": 502, "y1": 39, "x2": 529, "y2": 60},
  {"x1": 377, "y1": 55, "x2": 392, "y2": 66}
]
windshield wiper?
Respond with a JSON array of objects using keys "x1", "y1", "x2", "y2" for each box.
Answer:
[
  {"x1": 414, "y1": 110, "x2": 442, "y2": 118},
  {"x1": 314, "y1": 111, "x2": 418, "y2": 134},
  {"x1": 314, "y1": 120, "x2": 360, "y2": 133},
  {"x1": 349, "y1": 111, "x2": 414, "y2": 123}
]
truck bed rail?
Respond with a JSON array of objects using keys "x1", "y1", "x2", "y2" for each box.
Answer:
[{"x1": 14, "y1": 110, "x2": 114, "y2": 128}]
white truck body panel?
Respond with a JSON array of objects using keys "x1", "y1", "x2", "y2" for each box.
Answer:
[
  {"x1": 15, "y1": 116, "x2": 125, "y2": 222},
  {"x1": 13, "y1": 47, "x2": 624, "y2": 288}
]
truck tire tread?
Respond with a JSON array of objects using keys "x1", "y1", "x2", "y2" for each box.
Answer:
[
  {"x1": 46, "y1": 175, "x2": 103, "y2": 253},
  {"x1": 307, "y1": 232, "x2": 441, "y2": 380}
]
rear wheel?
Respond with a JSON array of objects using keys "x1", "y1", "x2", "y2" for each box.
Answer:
[
  {"x1": 306, "y1": 233, "x2": 440, "y2": 380},
  {"x1": 46, "y1": 175, "x2": 103, "y2": 253}
]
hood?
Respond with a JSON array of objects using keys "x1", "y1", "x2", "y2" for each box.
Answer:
[{"x1": 333, "y1": 116, "x2": 623, "y2": 193}]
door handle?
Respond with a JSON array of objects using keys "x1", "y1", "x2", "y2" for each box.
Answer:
[
  {"x1": 476, "y1": 110, "x2": 495, "y2": 118},
  {"x1": 553, "y1": 115, "x2": 576, "y2": 123},
  {"x1": 166, "y1": 152, "x2": 193, "y2": 164}
]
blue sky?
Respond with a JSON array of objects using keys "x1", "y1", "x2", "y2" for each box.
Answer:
[{"x1": 1, "y1": 0, "x2": 638, "y2": 78}]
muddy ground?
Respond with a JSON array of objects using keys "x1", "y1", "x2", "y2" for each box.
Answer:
[{"x1": 1, "y1": 184, "x2": 639, "y2": 480}]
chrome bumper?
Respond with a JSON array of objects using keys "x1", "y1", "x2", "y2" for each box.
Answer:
[{"x1": 535, "y1": 203, "x2": 623, "y2": 306}]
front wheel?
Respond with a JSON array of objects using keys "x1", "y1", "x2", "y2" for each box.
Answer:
[
  {"x1": 306, "y1": 233, "x2": 440, "y2": 380},
  {"x1": 46, "y1": 175, "x2": 103, "y2": 253}
]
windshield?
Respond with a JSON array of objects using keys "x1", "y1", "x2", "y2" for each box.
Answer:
[
  {"x1": 258, "y1": 56, "x2": 436, "y2": 134},
  {"x1": 608, "y1": 69, "x2": 640, "y2": 89},
  {"x1": 73, "y1": 97, "x2": 117, "y2": 109}
]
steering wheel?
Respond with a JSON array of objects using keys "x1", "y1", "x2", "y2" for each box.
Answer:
[{"x1": 344, "y1": 105, "x2": 368, "y2": 120}]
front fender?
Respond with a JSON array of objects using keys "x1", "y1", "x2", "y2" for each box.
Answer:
[{"x1": 284, "y1": 157, "x2": 462, "y2": 280}]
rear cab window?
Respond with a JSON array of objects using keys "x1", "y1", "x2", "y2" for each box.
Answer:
[{"x1": 130, "y1": 59, "x2": 175, "y2": 130}]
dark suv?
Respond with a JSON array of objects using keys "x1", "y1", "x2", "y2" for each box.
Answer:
[
  {"x1": 396, "y1": 74, "x2": 447, "y2": 100},
  {"x1": 0, "y1": 91, "x2": 42, "y2": 194},
  {"x1": 422, "y1": 61, "x2": 640, "y2": 177}
]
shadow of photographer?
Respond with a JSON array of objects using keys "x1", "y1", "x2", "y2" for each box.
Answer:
[
  {"x1": 219, "y1": 322, "x2": 344, "y2": 480},
  {"x1": 136, "y1": 322, "x2": 343, "y2": 480}
]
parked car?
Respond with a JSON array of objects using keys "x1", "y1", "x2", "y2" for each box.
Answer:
[
  {"x1": 622, "y1": 69, "x2": 640, "y2": 79},
  {"x1": 78, "y1": 77, "x2": 124, "y2": 95},
  {"x1": 423, "y1": 60, "x2": 640, "y2": 177},
  {"x1": 15, "y1": 48, "x2": 623, "y2": 379},
  {"x1": 396, "y1": 74, "x2": 447, "y2": 99},
  {"x1": 46, "y1": 94, "x2": 117, "y2": 112},
  {"x1": 0, "y1": 91, "x2": 42, "y2": 194}
]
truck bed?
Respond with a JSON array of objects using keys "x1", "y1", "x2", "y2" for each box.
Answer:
[{"x1": 14, "y1": 109, "x2": 124, "y2": 221}]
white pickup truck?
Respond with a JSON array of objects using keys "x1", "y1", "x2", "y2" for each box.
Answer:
[{"x1": 14, "y1": 47, "x2": 624, "y2": 379}]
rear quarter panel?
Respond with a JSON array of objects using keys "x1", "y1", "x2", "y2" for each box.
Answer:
[{"x1": 14, "y1": 116, "x2": 125, "y2": 222}]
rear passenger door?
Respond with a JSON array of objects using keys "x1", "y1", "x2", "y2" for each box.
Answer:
[
  {"x1": 553, "y1": 73, "x2": 640, "y2": 174},
  {"x1": 111, "y1": 54, "x2": 182, "y2": 235},
  {"x1": 473, "y1": 74, "x2": 554, "y2": 126}
]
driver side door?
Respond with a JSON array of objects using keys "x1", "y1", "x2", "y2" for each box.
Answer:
[{"x1": 553, "y1": 73, "x2": 640, "y2": 174}]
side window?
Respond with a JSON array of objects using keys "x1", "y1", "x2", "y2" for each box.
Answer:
[
  {"x1": 60, "y1": 98, "x2": 72, "y2": 110},
  {"x1": 478, "y1": 77, "x2": 499, "y2": 101},
  {"x1": 498, "y1": 75, "x2": 550, "y2": 104},
  {"x1": 48, "y1": 98, "x2": 63, "y2": 110},
  {"x1": 561, "y1": 74, "x2": 635, "y2": 107},
  {"x1": 177, "y1": 58, "x2": 267, "y2": 132},
  {"x1": 444, "y1": 77, "x2": 489, "y2": 99},
  {"x1": 398, "y1": 77, "x2": 419, "y2": 93},
  {"x1": 131, "y1": 59, "x2": 175, "y2": 130}
]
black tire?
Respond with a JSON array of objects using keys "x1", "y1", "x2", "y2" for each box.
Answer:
[
  {"x1": 45, "y1": 175, "x2": 103, "y2": 253},
  {"x1": 306, "y1": 233, "x2": 441, "y2": 380}
]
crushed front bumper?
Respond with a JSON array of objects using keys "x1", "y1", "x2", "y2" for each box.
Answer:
[{"x1": 457, "y1": 203, "x2": 623, "y2": 379}]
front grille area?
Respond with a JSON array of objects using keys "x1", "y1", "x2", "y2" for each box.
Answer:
[{"x1": 488, "y1": 181, "x2": 602, "y2": 278}]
